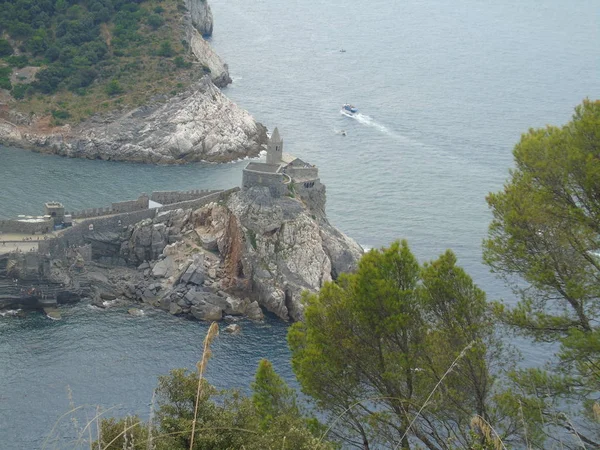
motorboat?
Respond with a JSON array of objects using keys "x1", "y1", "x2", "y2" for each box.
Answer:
[{"x1": 342, "y1": 104, "x2": 358, "y2": 114}]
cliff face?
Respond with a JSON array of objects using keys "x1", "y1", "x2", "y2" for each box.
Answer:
[
  {"x1": 0, "y1": 184, "x2": 362, "y2": 322},
  {"x1": 0, "y1": 78, "x2": 267, "y2": 164},
  {"x1": 186, "y1": 0, "x2": 214, "y2": 37},
  {"x1": 194, "y1": 187, "x2": 364, "y2": 321}
]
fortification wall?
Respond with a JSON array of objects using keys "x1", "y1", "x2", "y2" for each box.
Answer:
[
  {"x1": 0, "y1": 217, "x2": 54, "y2": 234},
  {"x1": 242, "y1": 170, "x2": 285, "y2": 197},
  {"x1": 156, "y1": 188, "x2": 238, "y2": 213},
  {"x1": 68, "y1": 195, "x2": 149, "y2": 219},
  {"x1": 111, "y1": 195, "x2": 149, "y2": 213},
  {"x1": 38, "y1": 188, "x2": 239, "y2": 259},
  {"x1": 39, "y1": 209, "x2": 157, "y2": 258},
  {"x1": 151, "y1": 189, "x2": 220, "y2": 205},
  {"x1": 286, "y1": 166, "x2": 319, "y2": 181}
]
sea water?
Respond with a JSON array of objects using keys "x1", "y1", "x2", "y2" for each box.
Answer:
[{"x1": 0, "y1": 0, "x2": 598, "y2": 447}]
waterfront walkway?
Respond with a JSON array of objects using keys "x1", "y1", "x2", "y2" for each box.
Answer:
[{"x1": 0, "y1": 232, "x2": 56, "y2": 255}]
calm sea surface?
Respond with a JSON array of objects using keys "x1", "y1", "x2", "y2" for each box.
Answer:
[{"x1": 1, "y1": 0, "x2": 599, "y2": 447}]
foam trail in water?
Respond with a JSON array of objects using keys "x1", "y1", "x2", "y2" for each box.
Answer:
[
  {"x1": 341, "y1": 111, "x2": 429, "y2": 148},
  {"x1": 351, "y1": 113, "x2": 393, "y2": 135}
]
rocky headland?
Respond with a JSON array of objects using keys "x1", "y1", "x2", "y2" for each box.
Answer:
[
  {"x1": 0, "y1": 186, "x2": 363, "y2": 322},
  {"x1": 0, "y1": 0, "x2": 267, "y2": 163}
]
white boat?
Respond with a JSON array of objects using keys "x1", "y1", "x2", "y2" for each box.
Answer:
[{"x1": 342, "y1": 104, "x2": 358, "y2": 114}]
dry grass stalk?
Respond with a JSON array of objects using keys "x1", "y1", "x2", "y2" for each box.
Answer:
[
  {"x1": 189, "y1": 321, "x2": 220, "y2": 450},
  {"x1": 593, "y1": 403, "x2": 600, "y2": 423},
  {"x1": 470, "y1": 415, "x2": 506, "y2": 450},
  {"x1": 517, "y1": 400, "x2": 530, "y2": 449},
  {"x1": 147, "y1": 390, "x2": 156, "y2": 450},
  {"x1": 394, "y1": 341, "x2": 474, "y2": 449}
]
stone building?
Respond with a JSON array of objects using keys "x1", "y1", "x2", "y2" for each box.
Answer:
[
  {"x1": 44, "y1": 202, "x2": 65, "y2": 226},
  {"x1": 241, "y1": 128, "x2": 323, "y2": 207}
]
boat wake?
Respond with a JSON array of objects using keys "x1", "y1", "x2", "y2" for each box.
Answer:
[
  {"x1": 341, "y1": 110, "x2": 429, "y2": 149},
  {"x1": 341, "y1": 110, "x2": 394, "y2": 136}
]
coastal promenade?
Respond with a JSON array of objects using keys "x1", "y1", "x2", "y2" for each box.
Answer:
[{"x1": 0, "y1": 233, "x2": 52, "y2": 254}]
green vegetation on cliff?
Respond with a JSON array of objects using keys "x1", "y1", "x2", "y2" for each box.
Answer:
[{"x1": 0, "y1": 0, "x2": 200, "y2": 124}]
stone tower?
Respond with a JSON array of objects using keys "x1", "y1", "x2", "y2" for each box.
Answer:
[
  {"x1": 266, "y1": 127, "x2": 283, "y2": 165},
  {"x1": 44, "y1": 202, "x2": 65, "y2": 226}
]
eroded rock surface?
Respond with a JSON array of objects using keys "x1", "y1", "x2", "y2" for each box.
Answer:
[{"x1": 1, "y1": 78, "x2": 267, "y2": 164}]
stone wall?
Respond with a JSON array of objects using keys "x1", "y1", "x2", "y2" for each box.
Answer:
[
  {"x1": 0, "y1": 217, "x2": 54, "y2": 234},
  {"x1": 242, "y1": 169, "x2": 285, "y2": 197},
  {"x1": 38, "y1": 209, "x2": 157, "y2": 258},
  {"x1": 68, "y1": 195, "x2": 149, "y2": 219},
  {"x1": 285, "y1": 166, "x2": 319, "y2": 181},
  {"x1": 39, "y1": 188, "x2": 239, "y2": 259},
  {"x1": 111, "y1": 194, "x2": 149, "y2": 213},
  {"x1": 156, "y1": 188, "x2": 238, "y2": 213},
  {"x1": 151, "y1": 189, "x2": 220, "y2": 205}
]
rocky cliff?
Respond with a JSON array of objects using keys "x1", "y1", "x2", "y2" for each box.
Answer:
[
  {"x1": 0, "y1": 0, "x2": 264, "y2": 164},
  {"x1": 191, "y1": 187, "x2": 363, "y2": 320},
  {"x1": 186, "y1": 0, "x2": 214, "y2": 37},
  {"x1": 0, "y1": 184, "x2": 362, "y2": 322},
  {"x1": 0, "y1": 77, "x2": 267, "y2": 164}
]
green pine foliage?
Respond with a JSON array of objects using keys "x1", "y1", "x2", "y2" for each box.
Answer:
[
  {"x1": 288, "y1": 241, "x2": 518, "y2": 449},
  {"x1": 484, "y1": 99, "x2": 600, "y2": 448},
  {"x1": 0, "y1": 0, "x2": 199, "y2": 123},
  {"x1": 96, "y1": 363, "x2": 334, "y2": 450}
]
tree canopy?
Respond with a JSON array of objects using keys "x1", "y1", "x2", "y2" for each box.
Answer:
[
  {"x1": 484, "y1": 99, "x2": 600, "y2": 448},
  {"x1": 289, "y1": 241, "x2": 516, "y2": 449},
  {"x1": 97, "y1": 361, "x2": 333, "y2": 450}
]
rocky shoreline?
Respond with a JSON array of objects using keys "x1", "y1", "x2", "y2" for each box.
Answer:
[
  {"x1": 0, "y1": 186, "x2": 363, "y2": 323},
  {"x1": 0, "y1": 0, "x2": 268, "y2": 164}
]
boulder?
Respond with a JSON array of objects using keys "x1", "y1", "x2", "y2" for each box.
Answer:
[
  {"x1": 186, "y1": 0, "x2": 213, "y2": 37},
  {"x1": 224, "y1": 296, "x2": 248, "y2": 316},
  {"x1": 224, "y1": 323, "x2": 241, "y2": 334},
  {"x1": 246, "y1": 301, "x2": 264, "y2": 321},
  {"x1": 198, "y1": 232, "x2": 218, "y2": 251},
  {"x1": 152, "y1": 256, "x2": 176, "y2": 278},
  {"x1": 180, "y1": 256, "x2": 205, "y2": 286},
  {"x1": 191, "y1": 303, "x2": 222, "y2": 321},
  {"x1": 128, "y1": 308, "x2": 145, "y2": 317},
  {"x1": 169, "y1": 302, "x2": 183, "y2": 315}
]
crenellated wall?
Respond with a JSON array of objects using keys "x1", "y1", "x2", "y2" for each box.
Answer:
[
  {"x1": 38, "y1": 188, "x2": 239, "y2": 260},
  {"x1": 151, "y1": 189, "x2": 220, "y2": 205},
  {"x1": 67, "y1": 194, "x2": 149, "y2": 219}
]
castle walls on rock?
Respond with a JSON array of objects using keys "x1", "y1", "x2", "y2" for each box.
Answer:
[
  {"x1": 151, "y1": 189, "x2": 220, "y2": 205},
  {"x1": 37, "y1": 188, "x2": 239, "y2": 261}
]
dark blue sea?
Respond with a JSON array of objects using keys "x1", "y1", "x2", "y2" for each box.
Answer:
[{"x1": 1, "y1": 0, "x2": 598, "y2": 447}]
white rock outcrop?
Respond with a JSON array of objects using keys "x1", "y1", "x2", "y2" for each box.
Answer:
[
  {"x1": 195, "y1": 187, "x2": 363, "y2": 321},
  {"x1": 186, "y1": 0, "x2": 213, "y2": 37},
  {"x1": 2, "y1": 78, "x2": 267, "y2": 164}
]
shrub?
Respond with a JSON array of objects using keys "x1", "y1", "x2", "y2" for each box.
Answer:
[
  {"x1": 0, "y1": 78, "x2": 12, "y2": 91},
  {"x1": 51, "y1": 109, "x2": 71, "y2": 120},
  {"x1": 147, "y1": 14, "x2": 164, "y2": 29},
  {"x1": 105, "y1": 79, "x2": 124, "y2": 96},
  {"x1": 157, "y1": 41, "x2": 174, "y2": 57},
  {"x1": 0, "y1": 39, "x2": 14, "y2": 57},
  {"x1": 6, "y1": 55, "x2": 29, "y2": 68},
  {"x1": 11, "y1": 84, "x2": 29, "y2": 99}
]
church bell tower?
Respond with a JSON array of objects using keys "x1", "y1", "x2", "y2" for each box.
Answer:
[{"x1": 266, "y1": 127, "x2": 283, "y2": 165}]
